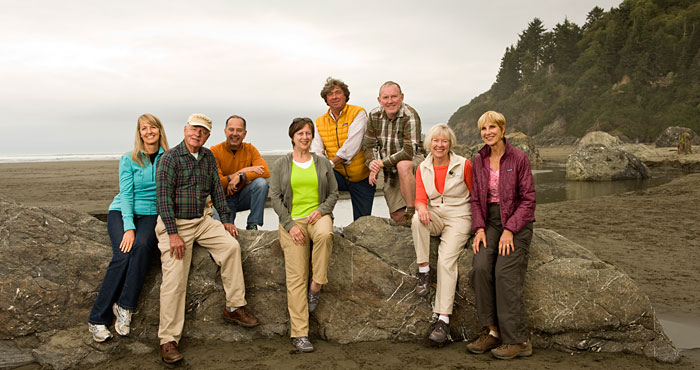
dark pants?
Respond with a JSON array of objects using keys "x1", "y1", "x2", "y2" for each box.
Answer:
[
  {"x1": 470, "y1": 203, "x2": 533, "y2": 344},
  {"x1": 88, "y1": 211, "x2": 158, "y2": 325},
  {"x1": 225, "y1": 177, "x2": 269, "y2": 227},
  {"x1": 334, "y1": 170, "x2": 376, "y2": 221}
]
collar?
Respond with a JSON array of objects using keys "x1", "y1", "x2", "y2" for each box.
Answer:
[{"x1": 328, "y1": 104, "x2": 349, "y2": 122}]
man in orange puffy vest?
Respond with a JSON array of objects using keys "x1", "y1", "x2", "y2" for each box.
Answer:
[{"x1": 312, "y1": 77, "x2": 375, "y2": 220}]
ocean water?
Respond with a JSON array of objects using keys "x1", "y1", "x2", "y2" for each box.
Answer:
[{"x1": 0, "y1": 150, "x2": 291, "y2": 164}]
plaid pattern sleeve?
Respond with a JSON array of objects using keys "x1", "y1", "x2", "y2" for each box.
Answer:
[
  {"x1": 208, "y1": 150, "x2": 231, "y2": 222},
  {"x1": 156, "y1": 141, "x2": 228, "y2": 234},
  {"x1": 156, "y1": 144, "x2": 180, "y2": 234}
]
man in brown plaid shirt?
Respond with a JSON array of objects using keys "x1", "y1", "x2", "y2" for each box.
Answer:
[
  {"x1": 364, "y1": 81, "x2": 424, "y2": 226},
  {"x1": 155, "y1": 113, "x2": 259, "y2": 364}
]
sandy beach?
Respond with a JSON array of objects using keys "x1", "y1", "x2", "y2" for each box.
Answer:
[{"x1": 2, "y1": 147, "x2": 699, "y2": 369}]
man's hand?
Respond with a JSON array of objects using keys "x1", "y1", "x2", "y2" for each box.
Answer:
[
  {"x1": 237, "y1": 166, "x2": 265, "y2": 175},
  {"x1": 369, "y1": 159, "x2": 384, "y2": 173},
  {"x1": 369, "y1": 169, "x2": 379, "y2": 186},
  {"x1": 169, "y1": 233, "x2": 186, "y2": 260},
  {"x1": 226, "y1": 174, "x2": 242, "y2": 195},
  {"x1": 331, "y1": 156, "x2": 344, "y2": 166},
  {"x1": 223, "y1": 222, "x2": 238, "y2": 238}
]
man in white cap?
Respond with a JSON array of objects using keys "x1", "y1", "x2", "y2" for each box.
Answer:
[{"x1": 155, "y1": 113, "x2": 259, "y2": 364}]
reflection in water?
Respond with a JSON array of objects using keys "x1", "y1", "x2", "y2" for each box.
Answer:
[{"x1": 533, "y1": 163, "x2": 680, "y2": 204}]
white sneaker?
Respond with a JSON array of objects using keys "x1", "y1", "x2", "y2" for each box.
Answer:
[
  {"x1": 88, "y1": 323, "x2": 113, "y2": 342},
  {"x1": 112, "y1": 303, "x2": 132, "y2": 336}
]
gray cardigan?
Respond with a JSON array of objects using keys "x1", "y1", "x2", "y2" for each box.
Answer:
[{"x1": 270, "y1": 152, "x2": 339, "y2": 232}]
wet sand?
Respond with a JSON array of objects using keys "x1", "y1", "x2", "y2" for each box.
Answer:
[{"x1": 3, "y1": 149, "x2": 700, "y2": 368}]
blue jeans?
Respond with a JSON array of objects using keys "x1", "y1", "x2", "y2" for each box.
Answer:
[
  {"x1": 226, "y1": 177, "x2": 269, "y2": 226},
  {"x1": 88, "y1": 211, "x2": 158, "y2": 325},
  {"x1": 334, "y1": 170, "x2": 376, "y2": 221}
]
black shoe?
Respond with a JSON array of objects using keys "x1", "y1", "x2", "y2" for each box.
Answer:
[
  {"x1": 416, "y1": 272, "x2": 430, "y2": 296},
  {"x1": 428, "y1": 320, "x2": 450, "y2": 343}
]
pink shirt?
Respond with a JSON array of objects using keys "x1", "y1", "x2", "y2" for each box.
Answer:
[{"x1": 487, "y1": 167, "x2": 500, "y2": 203}]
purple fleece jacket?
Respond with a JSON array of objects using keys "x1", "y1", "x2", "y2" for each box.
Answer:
[{"x1": 470, "y1": 139, "x2": 536, "y2": 234}]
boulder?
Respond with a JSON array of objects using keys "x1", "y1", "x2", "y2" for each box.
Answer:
[
  {"x1": 655, "y1": 126, "x2": 700, "y2": 147},
  {"x1": 566, "y1": 133, "x2": 649, "y2": 181},
  {"x1": 0, "y1": 196, "x2": 679, "y2": 367},
  {"x1": 577, "y1": 131, "x2": 623, "y2": 149}
]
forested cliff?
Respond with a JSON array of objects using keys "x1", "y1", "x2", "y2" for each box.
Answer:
[{"x1": 448, "y1": 0, "x2": 700, "y2": 145}]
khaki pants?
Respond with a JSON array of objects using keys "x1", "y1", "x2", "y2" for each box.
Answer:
[
  {"x1": 382, "y1": 155, "x2": 423, "y2": 213},
  {"x1": 155, "y1": 208, "x2": 247, "y2": 345},
  {"x1": 411, "y1": 207, "x2": 470, "y2": 315},
  {"x1": 278, "y1": 215, "x2": 333, "y2": 337}
]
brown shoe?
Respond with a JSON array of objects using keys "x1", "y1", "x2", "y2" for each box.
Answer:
[
  {"x1": 466, "y1": 332, "x2": 502, "y2": 354},
  {"x1": 160, "y1": 341, "x2": 183, "y2": 364},
  {"x1": 223, "y1": 306, "x2": 260, "y2": 327},
  {"x1": 491, "y1": 340, "x2": 533, "y2": 360}
]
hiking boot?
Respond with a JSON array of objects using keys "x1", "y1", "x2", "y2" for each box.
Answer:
[
  {"x1": 112, "y1": 303, "x2": 132, "y2": 336},
  {"x1": 291, "y1": 336, "x2": 315, "y2": 353},
  {"x1": 160, "y1": 341, "x2": 183, "y2": 364},
  {"x1": 308, "y1": 289, "x2": 321, "y2": 313},
  {"x1": 397, "y1": 210, "x2": 414, "y2": 227},
  {"x1": 466, "y1": 332, "x2": 502, "y2": 354},
  {"x1": 416, "y1": 272, "x2": 430, "y2": 296},
  {"x1": 223, "y1": 306, "x2": 260, "y2": 327},
  {"x1": 428, "y1": 319, "x2": 450, "y2": 343},
  {"x1": 246, "y1": 224, "x2": 258, "y2": 230},
  {"x1": 88, "y1": 323, "x2": 113, "y2": 343},
  {"x1": 491, "y1": 340, "x2": 533, "y2": 360}
]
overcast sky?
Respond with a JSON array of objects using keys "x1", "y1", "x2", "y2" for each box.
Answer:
[{"x1": 0, "y1": 0, "x2": 622, "y2": 156}]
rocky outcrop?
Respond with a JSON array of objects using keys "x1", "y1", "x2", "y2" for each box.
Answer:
[
  {"x1": 655, "y1": 126, "x2": 699, "y2": 147},
  {"x1": 566, "y1": 131, "x2": 649, "y2": 181},
  {"x1": 0, "y1": 196, "x2": 679, "y2": 368},
  {"x1": 532, "y1": 117, "x2": 579, "y2": 146}
]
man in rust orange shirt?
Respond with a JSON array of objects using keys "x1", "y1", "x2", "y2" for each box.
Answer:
[{"x1": 210, "y1": 115, "x2": 270, "y2": 231}]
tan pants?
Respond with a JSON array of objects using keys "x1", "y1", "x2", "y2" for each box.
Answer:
[
  {"x1": 411, "y1": 207, "x2": 470, "y2": 315},
  {"x1": 155, "y1": 208, "x2": 247, "y2": 345},
  {"x1": 278, "y1": 215, "x2": 333, "y2": 337}
]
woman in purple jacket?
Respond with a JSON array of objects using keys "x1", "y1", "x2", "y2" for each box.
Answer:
[{"x1": 465, "y1": 111, "x2": 535, "y2": 360}]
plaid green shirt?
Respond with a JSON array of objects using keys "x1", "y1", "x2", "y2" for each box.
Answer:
[
  {"x1": 363, "y1": 103, "x2": 423, "y2": 184},
  {"x1": 156, "y1": 140, "x2": 230, "y2": 234}
]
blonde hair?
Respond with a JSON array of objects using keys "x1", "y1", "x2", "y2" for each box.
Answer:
[
  {"x1": 477, "y1": 111, "x2": 506, "y2": 139},
  {"x1": 131, "y1": 113, "x2": 170, "y2": 167},
  {"x1": 424, "y1": 123, "x2": 457, "y2": 152}
]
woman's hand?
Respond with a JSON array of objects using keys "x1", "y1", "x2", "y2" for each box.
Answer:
[
  {"x1": 289, "y1": 225, "x2": 306, "y2": 246},
  {"x1": 307, "y1": 210, "x2": 322, "y2": 225},
  {"x1": 498, "y1": 229, "x2": 514, "y2": 256},
  {"x1": 119, "y1": 230, "x2": 135, "y2": 253},
  {"x1": 472, "y1": 229, "x2": 486, "y2": 253},
  {"x1": 417, "y1": 205, "x2": 430, "y2": 226}
]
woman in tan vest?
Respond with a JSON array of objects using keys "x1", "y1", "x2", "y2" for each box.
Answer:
[{"x1": 411, "y1": 123, "x2": 473, "y2": 344}]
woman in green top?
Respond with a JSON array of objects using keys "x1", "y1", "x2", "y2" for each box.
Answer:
[{"x1": 270, "y1": 117, "x2": 339, "y2": 353}]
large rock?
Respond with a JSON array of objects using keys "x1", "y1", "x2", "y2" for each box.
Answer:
[
  {"x1": 576, "y1": 131, "x2": 623, "y2": 149},
  {"x1": 532, "y1": 117, "x2": 579, "y2": 146},
  {"x1": 655, "y1": 126, "x2": 700, "y2": 147},
  {"x1": 0, "y1": 196, "x2": 679, "y2": 368},
  {"x1": 566, "y1": 132, "x2": 649, "y2": 181}
]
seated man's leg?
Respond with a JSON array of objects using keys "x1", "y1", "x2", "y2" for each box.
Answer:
[
  {"x1": 225, "y1": 194, "x2": 240, "y2": 225},
  {"x1": 235, "y1": 177, "x2": 269, "y2": 228},
  {"x1": 383, "y1": 178, "x2": 407, "y2": 222},
  {"x1": 156, "y1": 217, "x2": 196, "y2": 346},
  {"x1": 195, "y1": 210, "x2": 247, "y2": 309},
  {"x1": 347, "y1": 177, "x2": 376, "y2": 220},
  {"x1": 396, "y1": 159, "x2": 416, "y2": 209}
]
